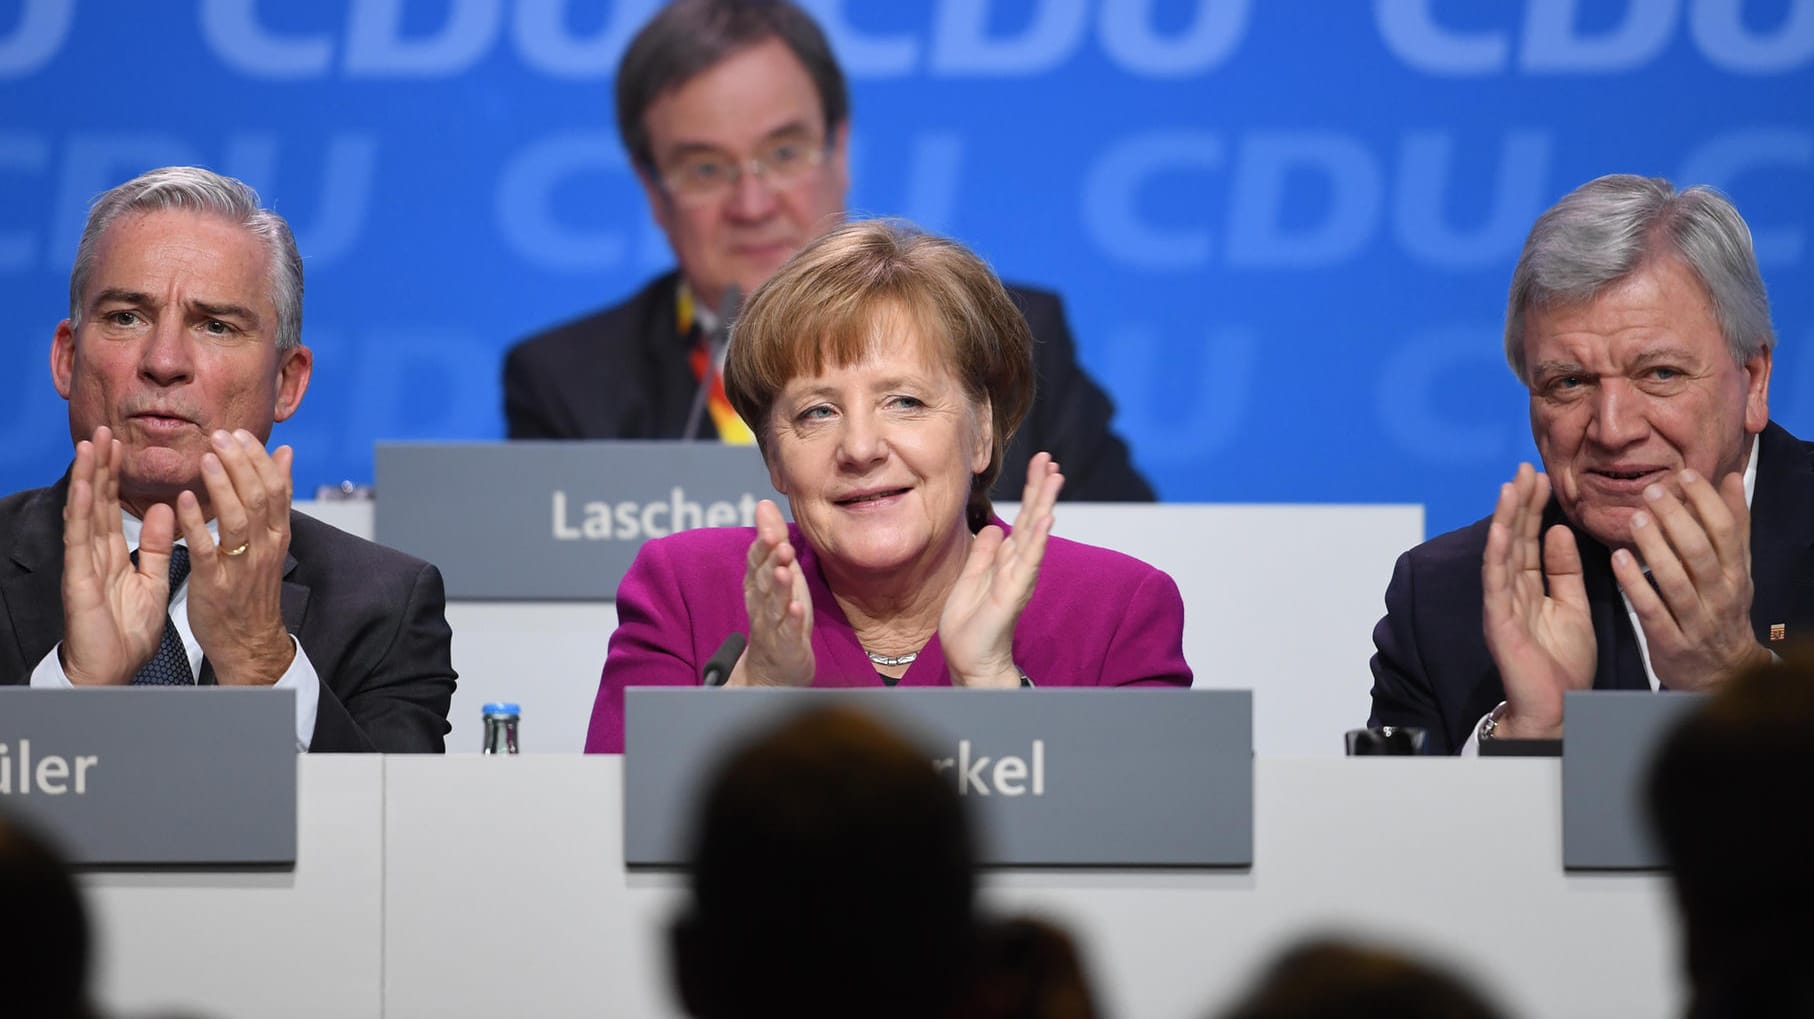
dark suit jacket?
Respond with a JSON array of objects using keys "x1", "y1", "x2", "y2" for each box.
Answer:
[
  {"x1": 0, "y1": 480, "x2": 457, "y2": 753},
  {"x1": 1369, "y1": 421, "x2": 1814, "y2": 754},
  {"x1": 503, "y1": 271, "x2": 1156, "y2": 502}
]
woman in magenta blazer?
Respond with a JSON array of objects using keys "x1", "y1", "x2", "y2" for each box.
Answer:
[{"x1": 585, "y1": 221, "x2": 1190, "y2": 753}]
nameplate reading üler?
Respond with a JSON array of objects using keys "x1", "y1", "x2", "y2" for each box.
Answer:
[
  {"x1": 624, "y1": 688, "x2": 1253, "y2": 867},
  {"x1": 376, "y1": 442, "x2": 781, "y2": 599},
  {"x1": 0, "y1": 740, "x2": 100, "y2": 795},
  {"x1": 0, "y1": 688, "x2": 297, "y2": 865}
]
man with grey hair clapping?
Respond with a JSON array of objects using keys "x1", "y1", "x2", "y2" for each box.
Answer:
[
  {"x1": 1369, "y1": 174, "x2": 1808, "y2": 754},
  {"x1": 0, "y1": 166, "x2": 456, "y2": 752}
]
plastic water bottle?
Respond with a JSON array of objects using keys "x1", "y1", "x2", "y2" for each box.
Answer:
[{"x1": 481, "y1": 703, "x2": 520, "y2": 754}]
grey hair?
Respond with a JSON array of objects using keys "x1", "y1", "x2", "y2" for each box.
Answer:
[
  {"x1": 68, "y1": 166, "x2": 304, "y2": 350},
  {"x1": 1504, "y1": 174, "x2": 1773, "y2": 384}
]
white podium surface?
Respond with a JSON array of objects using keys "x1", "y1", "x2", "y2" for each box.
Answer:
[
  {"x1": 82, "y1": 756, "x2": 386, "y2": 1019},
  {"x1": 82, "y1": 757, "x2": 1681, "y2": 1019},
  {"x1": 300, "y1": 501, "x2": 1423, "y2": 757},
  {"x1": 383, "y1": 755, "x2": 677, "y2": 1019}
]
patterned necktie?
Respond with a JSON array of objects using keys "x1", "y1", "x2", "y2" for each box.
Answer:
[
  {"x1": 677, "y1": 284, "x2": 756, "y2": 444},
  {"x1": 130, "y1": 545, "x2": 194, "y2": 686}
]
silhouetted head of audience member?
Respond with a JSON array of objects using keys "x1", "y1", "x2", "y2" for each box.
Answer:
[
  {"x1": 954, "y1": 915, "x2": 1100, "y2": 1019},
  {"x1": 0, "y1": 811, "x2": 96, "y2": 1019},
  {"x1": 1213, "y1": 937, "x2": 1509, "y2": 1019},
  {"x1": 670, "y1": 705, "x2": 977, "y2": 1019},
  {"x1": 1648, "y1": 656, "x2": 1814, "y2": 1018}
]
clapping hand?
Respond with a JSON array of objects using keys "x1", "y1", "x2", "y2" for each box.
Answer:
[
  {"x1": 1610, "y1": 469, "x2": 1770, "y2": 690},
  {"x1": 177, "y1": 429, "x2": 296, "y2": 686},
  {"x1": 59, "y1": 427, "x2": 178, "y2": 684},
  {"x1": 728, "y1": 499, "x2": 815, "y2": 687},
  {"x1": 1481, "y1": 464, "x2": 1596, "y2": 739},
  {"x1": 940, "y1": 452, "x2": 1065, "y2": 687}
]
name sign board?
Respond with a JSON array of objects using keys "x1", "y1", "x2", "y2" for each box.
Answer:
[
  {"x1": 374, "y1": 442, "x2": 781, "y2": 600},
  {"x1": 1561, "y1": 690, "x2": 1706, "y2": 870},
  {"x1": 0, "y1": 688, "x2": 297, "y2": 866},
  {"x1": 624, "y1": 688, "x2": 1253, "y2": 867}
]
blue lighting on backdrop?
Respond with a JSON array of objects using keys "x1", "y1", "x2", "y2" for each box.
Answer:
[{"x1": 2, "y1": 0, "x2": 1810, "y2": 539}]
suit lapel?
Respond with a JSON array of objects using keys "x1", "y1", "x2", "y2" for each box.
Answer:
[
  {"x1": 2, "y1": 482, "x2": 71, "y2": 674},
  {"x1": 1746, "y1": 422, "x2": 1814, "y2": 648},
  {"x1": 281, "y1": 548, "x2": 309, "y2": 642}
]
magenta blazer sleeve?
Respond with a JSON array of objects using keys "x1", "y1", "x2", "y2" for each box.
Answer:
[
  {"x1": 583, "y1": 528, "x2": 751, "y2": 753},
  {"x1": 1010, "y1": 536, "x2": 1192, "y2": 688}
]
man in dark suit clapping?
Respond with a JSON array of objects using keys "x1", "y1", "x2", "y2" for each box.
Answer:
[
  {"x1": 1369, "y1": 174, "x2": 1811, "y2": 753},
  {"x1": 0, "y1": 166, "x2": 456, "y2": 752}
]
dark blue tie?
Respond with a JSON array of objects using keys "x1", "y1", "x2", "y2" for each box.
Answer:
[{"x1": 130, "y1": 545, "x2": 194, "y2": 686}]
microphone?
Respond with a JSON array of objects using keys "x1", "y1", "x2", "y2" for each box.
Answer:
[
  {"x1": 683, "y1": 286, "x2": 742, "y2": 441},
  {"x1": 702, "y1": 632, "x2": 746, "y2": 687}
]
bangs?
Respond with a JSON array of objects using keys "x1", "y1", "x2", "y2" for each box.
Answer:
[{"x1": 734, "y1": 286, "x2": 964, "y2": 415}]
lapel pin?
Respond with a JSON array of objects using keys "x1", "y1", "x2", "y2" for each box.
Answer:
[{"x1": 1770, "y1": 623, "x2": 1787, "y2": 642}]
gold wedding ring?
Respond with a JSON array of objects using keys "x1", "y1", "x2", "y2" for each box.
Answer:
[{"x1": 223, "y1": 542, "x2": 250, "y2": 557}]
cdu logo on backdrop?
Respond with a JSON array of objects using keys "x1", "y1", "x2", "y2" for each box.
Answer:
[{"x1": 0, "y1": 0, "x2": 1809, "y2": 534}]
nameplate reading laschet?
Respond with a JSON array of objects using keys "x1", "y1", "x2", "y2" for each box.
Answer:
[
  {"x1": 624, "y1": 688, "x2": 1252, "y2": 867},
  {"x1": 0, "y1": 688, "x2": 297, "y2": 866},
  {"x1": 375, "y1": 441, "x2": 782, "y2": 600}
]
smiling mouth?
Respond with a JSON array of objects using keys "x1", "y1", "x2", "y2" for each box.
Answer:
[{"x1": 836, "y1": 488, "x2": 909, "y2": 506}]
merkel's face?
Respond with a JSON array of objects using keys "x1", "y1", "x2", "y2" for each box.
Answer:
[
  {"x1": 1523, "y1": 256, "x2": 1770, "y2": 551},
  {"x1": 638, "y1": 37, "x2": 850, "y2": 314},
  {"x1": 50, "y1": 208, "x2": 312, "y2": 517},
  {"x1": 764, "y1": 311, "x2": 992, "y2": 580}
]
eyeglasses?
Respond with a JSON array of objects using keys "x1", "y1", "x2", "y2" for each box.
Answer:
[{"x1": 660, "y1": 135, "x2": 828, "y2": 202}]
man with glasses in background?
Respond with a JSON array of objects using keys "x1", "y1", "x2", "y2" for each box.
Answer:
[{"x1": 503, "y1": 0, "x2": 1154, "y2": 502}]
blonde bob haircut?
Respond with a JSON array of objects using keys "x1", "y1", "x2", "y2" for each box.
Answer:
[{"x1": 725, "y1": 219, "x2": 1035, "y2": 530}]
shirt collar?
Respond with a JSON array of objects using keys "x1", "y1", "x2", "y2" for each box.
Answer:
[
  {"x1": 1742, "y1": 431, "x2": 1760, "y2": 509},
  {"x1": 119, "y1": 509, "x2": 218, "y2": 551}
]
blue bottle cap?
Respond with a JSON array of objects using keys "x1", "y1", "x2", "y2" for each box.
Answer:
[{"x1": 481, "y1": 702, "x2": 521, "y2": 716}]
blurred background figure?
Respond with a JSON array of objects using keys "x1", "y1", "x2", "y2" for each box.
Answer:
[
  {"x1": 0, "y1": 811, "x2": 98, "y2": 1019},
  {"x1": 668, "y1": 704, "x2": 978, "y2": 1019},
  {"x1": 1212, "y1": 937, "x2": 1511, "y2": 1019},
  {"x1": 954, "y1": 915, "x2": 1101, "y2": 1019},
  {"x1": 1648, "y1": 654, "x2": 1814, "y2": 1018},
  {"x1": 504, "y1": 0, "x2": 1152, "y2": 502}
]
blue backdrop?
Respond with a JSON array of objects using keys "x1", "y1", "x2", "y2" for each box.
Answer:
[{"x1": 3, "y1": 0, "x2": 1810, "y2": 538}]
